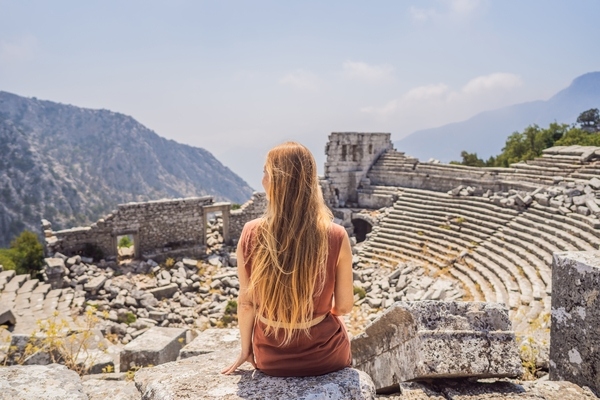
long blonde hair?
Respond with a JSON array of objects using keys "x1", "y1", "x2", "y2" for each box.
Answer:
[{"x1": 248, "y1": 142, "x2": 333, "y2": 345}]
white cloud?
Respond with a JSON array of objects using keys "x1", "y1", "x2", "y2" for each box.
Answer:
[
  {"x1": 0, "y1": 35, "x2": 37, "y2": 63},
  {"x1": 462, "y1": 73, "x2": 522, "y2": 94},
  {"x1": 405, "y1": 83, "x2": 450, "y2": 101},
  {"x1": 342, "y1": 61, "x2": 395, "y2": 83},
  {"x1": 361, "y1": 72, "x2": 522, "y2": 117},
  {"x1": 279, "y1": 69, "x2": 320, "y2": 91},
  {"x1": 410, "y1": 0, "x2": 484, "y2": 22}
]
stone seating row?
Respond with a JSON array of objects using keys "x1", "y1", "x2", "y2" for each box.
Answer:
[{"x1": 356, "y1": 188, "x2": 591, "y2": 337}]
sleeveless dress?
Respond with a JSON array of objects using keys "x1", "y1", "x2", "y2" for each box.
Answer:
[{"x1": 239, "y1": 218, "x2": 352, "y2": 377}]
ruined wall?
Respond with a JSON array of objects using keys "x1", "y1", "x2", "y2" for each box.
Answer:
[
  {"x1": 322, "y1": 132, "x2": 394, "y2": 207},
  {"x1": 229, "y1": 192, "x2": 267, "y2": 241},
  {"x1": 44, "y1": 197, "x2": 214, "y2": 259}
]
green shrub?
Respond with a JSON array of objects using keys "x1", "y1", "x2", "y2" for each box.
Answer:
[
  {"x1": 118, "y1": 312, "x2": 137, "y2": 325},
  {"x1": 118, "y1": 236, "x2": 133, "y2": 248},
  {"x1": 2, "y1": 230, "x2": 45, "y2": 276},
  {"x1": 231, "y1": 204, "x2": 241, "y2": 210},
  {"x1": 353, "y1": 286, "x2": 366, "y2": 300}
]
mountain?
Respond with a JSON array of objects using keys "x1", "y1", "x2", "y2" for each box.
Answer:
[
  {"x1": 0, "y1": 91, "x2": 254, "y2": 247},
  {"x1": 395, "y1": 72, "x2": 600, "y2": 162}
]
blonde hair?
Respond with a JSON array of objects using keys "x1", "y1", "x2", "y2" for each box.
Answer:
[{"x1": 248, "y1": 142, "x2": 333, "y2": 346}]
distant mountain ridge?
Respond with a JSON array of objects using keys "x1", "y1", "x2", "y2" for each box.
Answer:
[
  {"x1": 396, "y1": 72, "x2": 600, "y2": 162},
  {"x1": 0, "y1": 91, "x2": 254, "y2": 247}
]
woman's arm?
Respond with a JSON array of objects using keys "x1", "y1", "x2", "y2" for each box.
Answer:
[
  {"x1": 331, "y1": 232, "x2": 354, "y2": 316},
  {"x1": 221, "y1": 242, "x2": 257, "y2": 374}
]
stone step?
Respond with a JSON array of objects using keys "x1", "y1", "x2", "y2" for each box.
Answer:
[
  {"x1": 16, "y1": 278, "x2": 39, "y2": 295},
  {"x1": 513, "y1": 216, "x2": 594, "y2": 251},
  {"x1": 472, "y1": 246, "x2": 524, "y2": 296},
  {"x1": 392, "y1": 200, "x2": 508, "y2": 229},
  {"x1": 462, "y1": 255, "x2": 510, "y2": 306},
  {"x1": 479, "y1": 241, "x2": 540, "y2": 301},
  {"x1": 366, "y1": 240, "x2": 452, "y2": 268},
  {"x1": 377, "y1": 228, "x2": 467, "y2": 254},
  {"x1": 375, "y1": 232, "x2": 462, "y2": 259},
  {"x1": 453, "y1": 263, "x2": 497, "y2": 303},
  {"x1": 525, "y1": 206, "x2": 600, "y2": 245},
  {"x1": 378, "y1": 225, "x2": 475, "y2": 250},
  {"x1": 386, "y1": 211, "x2": 493, "y2": 241},
  {"x1": 447, "y1": 267, "x2": 484, "y2": 302},
  {"x1": 502, "y1": 223, "x2": 566, "y2": 255},
  {"x1": 508, "y1": 220, "x2": 579, "y2": 253},
  {"x1": 400, "y1": 188, "x2": 519, "y2": 216},
  {"x1": 494, "y1": 232, "x2": 552, "y2": 288},
  {"x1": 3, "y1": 274, "x2": 30, "y2": 293},
  {"x1": 383, "y1": 215, "x2": 488, "y2": 244}
]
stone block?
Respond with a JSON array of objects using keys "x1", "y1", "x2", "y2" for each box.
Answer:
[
  {"x1": 179, "y1": 328, "x2": 239, "y2": 359},
  {"x1": 550, "y1": 251, "x2": 600, "y2": 396},
  {"x1": 84, "y1": 275, "x2": 107, "y2": 293},
  {"x1": 135, "y1": 348, "x2": 375, "y2": 400},
  {"x1": 3, "y1": 274, "x2": 29, "y2": 293},
  {"x1": 119, "y1": 326, "x2": 187, "y2": 372},
  {"x1": 0, "y1": 306, "x2": 16, "y2": 326},
  {"x1": 148, "y1": 283, "x2": 178, "y2": 300},
  {"x1": 0, "y1": 364, "x2": 87, "y2": 399},
  {"x1": 351, "y1": 301, "x2": 522, "y2": 391}
]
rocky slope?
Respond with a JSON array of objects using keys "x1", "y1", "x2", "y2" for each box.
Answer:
[{"x1": 0, "y1": 91, "x2": 254, "y2": 247}]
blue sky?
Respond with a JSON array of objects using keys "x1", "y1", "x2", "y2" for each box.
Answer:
[{"x1": 1, "y1": 0, "x2": 599, "y2": 189}]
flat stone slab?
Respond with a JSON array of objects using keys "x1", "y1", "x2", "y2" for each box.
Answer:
[
  {"x1": 135, "y1": 348, "x2": 375, "y2": 400},
  {"x1": 84, "y1": 275, "x2": 107, "y2": 293},
  {"x1": 3, "y1": 274, "x2": 29, "y2": 293},
  {"x1": 120, "y1": 326, "x2": 187, "y2": 372},
  {"x1": 148, "y1": 283, "x2": 178, "y2": 300},
  {"x1": 16, "y1": 278, "x2": 38, "y2": 294},
  {"x1": 82, "y1": 378, "x2": 140, "y2": 400},
  {"x1": 0, "y1": 363, "x2": 87, "y2": 399},
  {"x1": 352, "y1": 301, "x2": 522, "y2": 391},
  {"x1": 550, "y1": 251, "x2": 600, "y2": 396},
  {"x1": 180, "y1": 328, "x2": 240, "y2": 359}
]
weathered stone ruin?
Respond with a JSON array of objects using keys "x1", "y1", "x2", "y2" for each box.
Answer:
[
  {"x1": 43, "y1": 192, "x2": 266, "y2": 262},
  {"x1": 550, "y1": 251, "x2": 600, "y2": 396},
  {"x1": 3, "y1": 132, "x2": 600, "y2": 398}
]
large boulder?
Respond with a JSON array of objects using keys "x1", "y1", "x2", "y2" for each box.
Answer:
[
  {"x1": 0, "y1": 363, "x2": 87, "y2": 399},
  {"x1": 352, "y1": 301, "x2": 522, "y2": 391},
  {"x1": 550, "y1": 251, "x2": 600, "y2": 396},
  {"x1": 135, "y1": 348, "x2": 375, "y2": 400}
]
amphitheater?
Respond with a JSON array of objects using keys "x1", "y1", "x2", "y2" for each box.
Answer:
[
  {"x1": 2, "y1": 131, "x2": 600, "y2": 398},
  {"x1": 321, "y1": 132, "x2": 600, "y2": 358}
]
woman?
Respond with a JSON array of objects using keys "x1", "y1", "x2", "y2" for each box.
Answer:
[{"x1": 221, "y1": 141, "x2": 354, "y2": 377}]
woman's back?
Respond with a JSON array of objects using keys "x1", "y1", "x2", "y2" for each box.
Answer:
[{"x1": 240, "y1": 218, "x2": 351, "y2": 376}]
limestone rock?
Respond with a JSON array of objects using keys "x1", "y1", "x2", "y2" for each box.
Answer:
[
  {"x1": 135, "y1": 348, "x2": 375, "y2": 400},
  {"x1": 0, "y1": 363, "x2": 87, "y2": 399},
  {"x1": 82, "y1": 378, "x2": 140, "y2": 400},
  {"x1": 120, "y1": 326, "x2": 187, "y2": 372},
  {"x1": 550, "y1": 251, "x2": 600, "y2": 396},
  {"x1": 0, "y1": 306, "x2": 16, "y2": 326},
  {"x1": 352, "y1": 301, "x2": 522, "y2": 391},
  {"x1": 179, "y1": 328, "x2": 239, "y2": 359}
]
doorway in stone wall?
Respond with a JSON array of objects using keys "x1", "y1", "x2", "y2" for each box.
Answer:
[
  {"x1": 352, "y1": 218, "x2": 373, "y2": 243},
  {"x1": 116, "y1": 233, "x2": 138, "y2": 264},
  {"x1": 205, "y1": 211, "x2": 224, "y2": 254}
]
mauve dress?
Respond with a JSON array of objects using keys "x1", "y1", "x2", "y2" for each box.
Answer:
[{"x1": 240, "y1": 218, "x2": 352, "y2": 377}]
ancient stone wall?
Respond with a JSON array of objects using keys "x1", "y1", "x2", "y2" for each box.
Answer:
[
  {"x1": 229, "y1": 192, "x2": 267, "y2": 241},
  {"x1": 44, "y1": 197, "x2": 215, "y2": 259},
  {"x1": 321, "y1": 132, "x2": 394, "y2": 207}
]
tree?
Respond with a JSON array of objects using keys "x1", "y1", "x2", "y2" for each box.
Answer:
[
  {"x1": 456, "y1": 151, "x2": 485, "y2": 167},
  {"x1": 9, "y1": 230, "x2": 45, "y2": 276},
  {"x1": 577, "y1": 108, "x2": 600, "y2": 132}
]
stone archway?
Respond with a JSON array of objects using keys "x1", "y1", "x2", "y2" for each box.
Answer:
[{"x1": 351, "y1": 218, "x2": 373, "y2": 243}]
